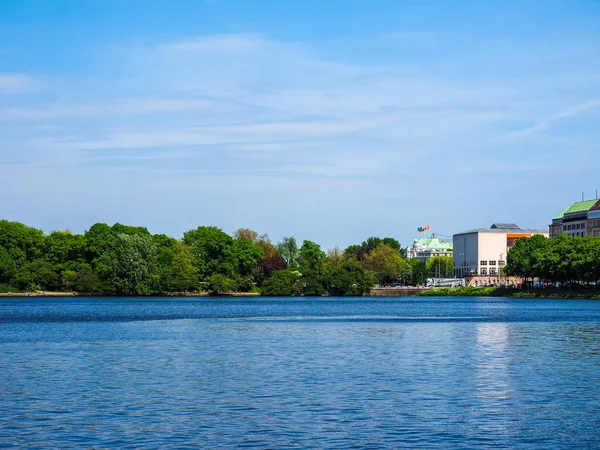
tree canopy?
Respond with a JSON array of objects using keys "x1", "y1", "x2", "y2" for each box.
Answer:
[{"x1": 0, "y1": 220, "x2": 411, "y2": 296}]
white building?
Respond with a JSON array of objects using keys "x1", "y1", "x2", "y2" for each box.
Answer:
[
  {"x1": 453, "y1": 224, "x2": 548, "y2": 278},
  {"x1": 406, "y1": 235, "x2": 453, "y2": 263}
]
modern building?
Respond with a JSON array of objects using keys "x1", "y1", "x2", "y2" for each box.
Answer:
[
  {"x1": 453, "y1": 224, "x2": 548, "y2": 278},
  {"x1": 549, "y1": 199, "x2": 600, "y2": 238},
  {"x1": 406, "y1": 235, "x2": 453, "y2": 263}
]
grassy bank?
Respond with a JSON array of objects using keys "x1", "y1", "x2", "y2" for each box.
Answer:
[{"x1": 421, "y1": 286, "x2": 600, "y2": 300}]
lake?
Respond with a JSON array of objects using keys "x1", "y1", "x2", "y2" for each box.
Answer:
[{"x1": 1, "y1": 297, "x2": 599, "y2": 449}]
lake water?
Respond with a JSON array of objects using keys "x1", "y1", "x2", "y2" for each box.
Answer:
[{"x1": 1, "y1": 297, "x2": 599, "y2": 449}]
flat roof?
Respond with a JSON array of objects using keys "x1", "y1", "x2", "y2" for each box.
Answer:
[{"x1": 453, "y1": 228, "x2": 548, "y2": 237}]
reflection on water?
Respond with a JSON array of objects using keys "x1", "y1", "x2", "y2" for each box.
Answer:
[
  {"x1": 476, "y1": 323, "x2": 510, "y2": 400},
  {"x1": 0, "y1": 297, "x2": 599, "y2": 448}
]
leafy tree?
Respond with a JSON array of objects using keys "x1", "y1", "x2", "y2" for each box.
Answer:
[
  {"x1": 208, "y1": 274, "x2": 238, "y2": 294},
  {"x1": 343, "y1": 244, "x2": 362, "y2": 259},
  {"x1": 261, "y1": 270, "x2": 301, "y2": 296},
  {"x1": 170, "y1": 240, "x2": 199, "y2": 291},
  {"x1": 257, "y1": 234, "x2": 277, "y2": 258},
  {"x1": 426, "y1": 256, "x2": 453, "y2": 278},
  {"x1": 276, "y1": 237, "x2": 299, "y2": 268},
  {"x1": 403, "y1": 258, "x2": 428, "y2": 286},
  {"x1": 0, "y1": 246, "x2": 16, "y2": 283},
  {"x1": 297, "y1": 240, "x2": 326, "y2": 276},
  {"x1": 111, "y1": 223, "x2": 151, "y2": 237},
  {"x1": 363, "y1": 243, "x2": 404, "y2": 284},
  {"x1": 323, "y1": 259, "x2": 375, "y2": 295},
  {"x1": 381, "y1": 237, "x2": 401, "y2": 252},
  {"x1": 84, "y1": 223, "x2": 116, "y2": 264},
  {"x1": 297, "y1": 240, "x2": 326, "y2": 294},
  {"x1": 326, "y1": 247, "x2": 344, "y2": 269},
  {"x1": 96, "y1": 233, "x2": 159, "y2": 295},
  {"x1": 233, "y1": 238, "x2": 264, "y2": 278},
  {"x1": 233, "y1": 228, "x2": 259, "y2": 242},
  {"x1": 183, "y1": 226, "x2": 236, "y2": 279},
  {"x1": 257, "y1": 255, "x2": 287, "y2": 284},
  {"x1": 74, "y1": 269, "x2": 101, "y2": 292},
  {"x1": 45, "y1": 231, "x2": 88, "y2": 270},
  {"x1": 344, "y1": 237, "x2": 402, "y2": 262},
  {"x1": 0, "y1": 220, "x2": 45, "y2": 264},
  {"x1": 14, "y1": 259, "x2": 59, "y2": 291}
]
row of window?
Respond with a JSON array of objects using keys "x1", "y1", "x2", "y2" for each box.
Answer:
[
  {"x1": 480, "y1": 269, "x2": 497, "y2": 275},
  {"x1": 563, "y1": 223, "x2": 585, "y2": 231},
  {"x1": 479, "y1": 260, "x2": 505, "y2": 266}
]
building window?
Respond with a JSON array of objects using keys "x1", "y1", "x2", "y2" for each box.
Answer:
[
  {"x1": 489, "y1": 260, "x2": 496, "y2": 266},
  {"x1": 563, "y1": 225, "x2": 566, "y2": 231},
  {"x1": 480, "y1": 260, "x2": 487, "y2": 265},
  {"x1": 481, "y1": 269, "x2": 487, "y2": 275},
  {"x1": 490, "y1": 269, "x2": 497, "y2": 275},
  {"x1": 499, "y1": 261, "x2": 506, "y2": 266}
]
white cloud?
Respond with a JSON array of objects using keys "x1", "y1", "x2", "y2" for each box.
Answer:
[
  {"x1": 158, "y1": 34, "x2": 266, "y2": 55},
  {"x1": 0, "y1": 73, "x2": 39, "y2": 94},
  {"x1": 0, "y1": 96, "x2": 245, "y2": 120}
]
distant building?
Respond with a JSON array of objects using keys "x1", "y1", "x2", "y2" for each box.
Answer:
[
  {"x1": 549, "y1": 199, "x2": 600, "y2": 238},
  {"x1": 453, "y1": 224, "x2": 548, "y2": 278},
  {"x1": 406, "y1": 235, "x2": 453, "y2": 263}
]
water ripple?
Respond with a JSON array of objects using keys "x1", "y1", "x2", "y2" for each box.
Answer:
[{"x1": 1, "y1": 297, "x2": 599, "y2": 448}]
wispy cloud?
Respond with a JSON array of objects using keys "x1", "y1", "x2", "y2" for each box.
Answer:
[
  {"x1": 0, "y1": 96, "x2": 246, "y2": 120},
  {"x1": 497, "y1": 97, "x2": 600, "y2": 141},
  {"x1": 0, "y1": 73, "x2": 40, "y2": 94},
  {"x1": 158, "y1": 34, "x2": 266, "y2": 54}
]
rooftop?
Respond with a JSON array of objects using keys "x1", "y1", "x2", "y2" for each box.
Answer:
[
  {"x1": 490, "y1": 223, "x2": 519, "y2": 230},
  {"x1": 414, "y1": 237, "x2": 453, "y2": 251},
  {"x1": 563, "y1": 199, "x2": 598, "y2": 216},
  {"x1": 454, "y1": 228, "x2": 548, "y2": 236}
]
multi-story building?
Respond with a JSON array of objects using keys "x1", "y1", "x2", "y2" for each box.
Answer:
[
  {"x1": 453, "y1": 224, "x2": 548, "y2": 278},
  {"x1": 406, "y1": 235, "x2": 453, "y2": 263},
  {"x1": 549, "y1": 199, "x2": 600, "y2": 238}
]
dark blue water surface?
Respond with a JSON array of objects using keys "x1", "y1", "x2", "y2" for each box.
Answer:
[{"x1": 1, "y1": 297, "x2": 599, "y2": 449}]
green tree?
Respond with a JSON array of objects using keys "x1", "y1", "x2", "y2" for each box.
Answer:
[
  {"x1": 84, "y1": 223, "x2": 116, "y2": 264},
  {"x1": 426, "y1": 256, "x2": 453, "y2": 278},
  {"x1": 233, "y1": 238, "x2": 264, "y2": 278},
  {"x1": 403, "y1": 258, "x2": 428, "y2": 286},
  {"x1": 323, "y1": 259, "x2": 375, "y2": 295},
  {"x1": 297, "y1": 240, "x2": 326, "y2": 276},
  {"x1": 0, "y1": 220, "x2": 45, "y2": 265},
  {"x1": 208, "y1": 273, "x2": 238, "y2": 294},
  {"x1": 183, "y1": 226, "x2": 236, "y2": 279},
  {"x1": 170, "y1": 240, "x2": 199, "y2": 291},
  {"x1": 276, "y1": 237, "x2": 299, "y2": 268},
  {"x1": 0, "y1": 246, "x2": 16, "y2": 283},
  {"x1": 96, "y1": 233, "x2": 159, "y2": 295},
  {"x1": 261, "y1": 270, "x2": 301, "y2": 296},
  {"x1": 14, "y1": 259, "x2": 59, "y2": 291},
  {"x1": 363, "y1": 243, "x2": 404, "y2": 284}
]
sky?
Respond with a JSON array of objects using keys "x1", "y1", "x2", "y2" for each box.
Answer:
[{"x1": 1, "y1": 0, "x2": 599, "y2": 250}]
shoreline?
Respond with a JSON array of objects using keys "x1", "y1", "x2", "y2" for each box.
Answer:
[
  {"x1": 420, "y1": 286, "x2": 600, "y2": 300},
  {"x1": 1, "y1": 287, "x2": 599, "y2": 300}
]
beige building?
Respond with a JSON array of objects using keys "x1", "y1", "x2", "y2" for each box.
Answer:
[{"x1": 453, "y1": 224, "x2": 549, "y2": 278}]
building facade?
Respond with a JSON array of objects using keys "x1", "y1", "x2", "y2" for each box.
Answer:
[
  {"x1": 549, "y1": 199, "x2": 600, "y2": 238},
  {"x1": 453, "y1": 224, "x2": 548, "y2": 278},
  {"x1": 406, "y1": 236, "x2": 453, "y2": 263}
]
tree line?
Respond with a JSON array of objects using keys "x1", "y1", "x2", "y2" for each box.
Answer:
[
  {"x1": 505, "y1": 234, "x2": 600, "y2": 285},
  {"x1": 0, "y1": 220, "x2": 453, "y2": 295}
]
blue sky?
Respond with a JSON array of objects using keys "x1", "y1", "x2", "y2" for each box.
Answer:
[{"x1": 1, "y1": 0, "x2": 599, "y2": 249}]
